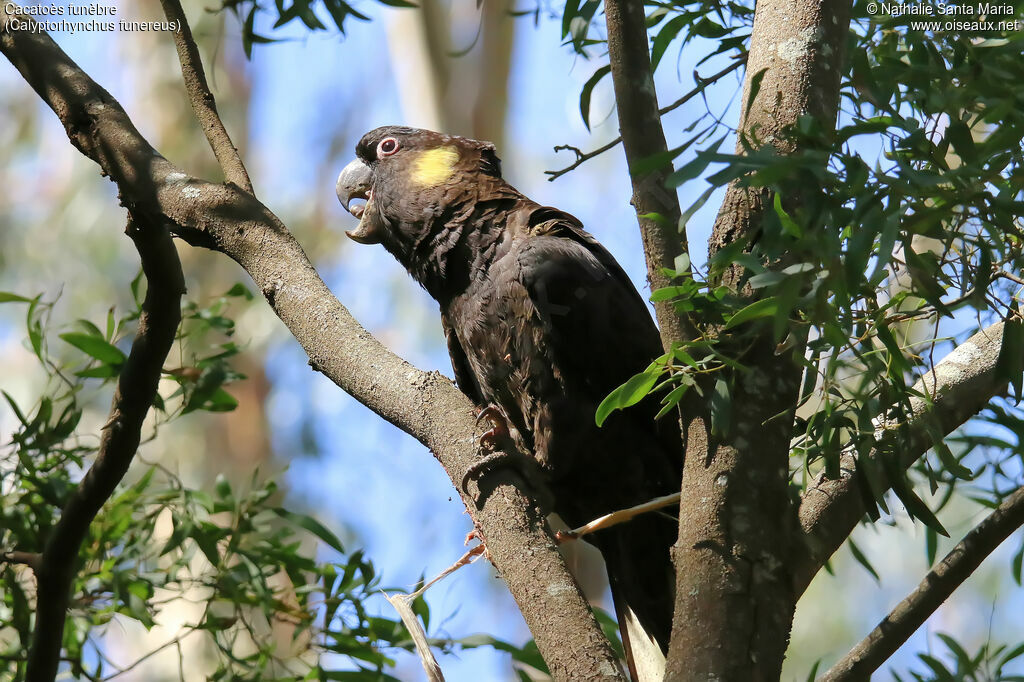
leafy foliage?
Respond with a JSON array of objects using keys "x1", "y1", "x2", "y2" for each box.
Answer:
[
  {"x1": 0, "y1": 284, "x2": 534, "y2": 680},
  {"x1": 217, "y1": 0, "x2": 415, "y2": 58},
  {"x1": 601, "y1": 2, "x2": 1024, "y2": 540},
  {"x1": 892, "y1": 633, "x2": 1024, "y2": 682}
]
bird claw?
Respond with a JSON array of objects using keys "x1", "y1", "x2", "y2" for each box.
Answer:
[
  {"x1": 461, "y1": 405, "x2": 540, "y2": 503},
  {"x1": 461, "y1": 406, "x2": 553, "y2": 513},
  {"x1": 475, "y1": 405, "x2": 510, "y2": 451},
  {"x1": 461, "y1": 450, "x2": 520, "y2": 496}
]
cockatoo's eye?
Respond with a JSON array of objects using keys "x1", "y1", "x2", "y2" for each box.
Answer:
[{"x1": 378, "y1": 137, "x2": 399, "y2": 157}]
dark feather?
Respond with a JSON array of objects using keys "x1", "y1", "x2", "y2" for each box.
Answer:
[{"x1": 340, "y1": 126, "x2": 682, "y2": 666}]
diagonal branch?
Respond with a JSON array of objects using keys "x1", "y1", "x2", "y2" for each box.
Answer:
[
  {"x1": 159, "y1": 0, "x2": 253, "y2": 193},
  {"x1": 819, "y1": 484, "x2": 1024, "y2": 682},
  {"x1": 0, "y1": 15, "x2": 624, "y2": 680},
  {"x1": 25, "y1": 217, "x2": 185, "y2": 682},
  {"x1": 795, "y1": 321, "x2": 1011, "y2": 594},
  {"x1": 604, "y1": 0, "x2": 690, "y2": 348}
]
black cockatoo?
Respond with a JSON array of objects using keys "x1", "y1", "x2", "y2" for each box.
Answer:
[{"x1": 337, "y1": 126, "x2": 681, "y2": 678}]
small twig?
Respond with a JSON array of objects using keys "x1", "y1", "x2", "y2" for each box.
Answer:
[
  {"x1": 24, "y1": 218, "x2": 185, "y2": 682},
  {"x1": 545, "y1": 58, "x2": 744, "y2": 181},
  {"x1": 546, "y1": 138, "x2": 623, "y2": 181},
  {"x1": 820, "y1": 485, "x2": 1024, "y2": 682},
  {"x1": 556, "y1": 492, "x2": 681, "y2": 542},
  {"x1": 997, "y1": 269, "x2": 1024, "y2": 288},
  {"x1": 98, "y1": 627, "x2": 199, "y2": 682},
  {"x1": 0, "y1": 550, "x2": 42, "y2": 572},
  {"x1": 384, "y1": 543, "x2": 486, "y2": 682},
  {"x1": 158, "y1": 0, "x2": 253, "y2": 193},
  {"x1": 410, "y1": 543, "x2": 486, "y2": 600}
]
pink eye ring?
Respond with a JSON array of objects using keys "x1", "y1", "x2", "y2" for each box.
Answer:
[{"x1": 378, "y1": 137, "x2": 399, "y2": 156}]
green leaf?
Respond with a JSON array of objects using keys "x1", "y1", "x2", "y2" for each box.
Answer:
[
  {"x1": 925, "y1": 526, "x2": 938, "y2": 567},
  {"x1": 874, "y1": 322, "x2": 912, "y2": 379},
  {"x1": 579, "y1": 65, "x2": 611, "y2": 131},
  {"x1": 2, "y1": 390, "x2": 28, "y2": 426},
  {"x1": 595, "y1": 369, "x2": 659, "y2": 427},
  {"x1": 242, "y1": 6, "x2": 256, "y2": 58},
  {"x1": 936, "y1": 633, "x2": 972, "y2": 669},
  {"x1": 892, "y1": 481, "x2": 949, "y2": 537},
  {"x1": 456, "y1": 634, "x2": 548, "y2": 673},
  {"x1": 944, "y1": 119, "x2": 976, "y2": 163},
  {"x1": 241, "y1": 6, "x2": 277, "y2": 58},
  {"x1": 848, "y1": 539, "x2": 880, "y2": 582},
  {"x1": 74, "y1": 318, "x2": 104, "y2": 338},
  {"x1": 1012, "y1": 539, "x2": 1023, "y2": 585},
  {"x1": 666, "y1": 135, "x2": 727, "y2": 187},
  {"x1": 999, "y1": 641, "x2": 1024, "y2": 667},
  {"x1": 59, "y1": 332, "x2": 126, "y2": 366},
  {"x1": 748, "y1": 271, "x2": 785, "y2": 289},
  {"x1": 932, "y1": 438, "x2": 973, "y2": 481},
  {"x1": 160, "y1": 519, "x2": 192, "y2": 557},
  {"x1": 75, "y1": 365, "x2": 120, "y2": 379},
  {"x1": 673, "y1": 252, "x2": 691, "y2": 274},
  {"x1": 561, "y1": 0, "x2": 581, "y2": 38},
  {"x1": 191, "y1": 525, "x2": 222, "y2": 566},
  {"x1": 0, "y1": 291, "x2": 31, "y2": 303},
  {"x1": 679, "y1": 186, "x2": 716, "y2": 233},
  {"x1": 655, "y1": 381, "x2": 691, "y2": 419},
  {"x1": 222, "y1": 282, "x2": 253, "y2": 300},
  {"x1": 725, "y1": 297, "x2": 780, "y2": 329},
  {"x1": 202, "y1": 388, "x2": 239, "y2": 413},
  {"x1": 918, "y1": 653, "x2": 953, "y2": 678},
  {"x1": 772, "y1": 193, "x2": 802, "y2": 238},
  {"x1": 214, "y1": 474, "x2": 233, "y2": 501},
  {"x1": 319, "y1": 670, "x2": 401, "y2": 682},
  {"x1": 105, "y1": 306, "x2": 117, "y2": 340},
  {"x1": 744, "y1": 68, "x2": 767, "y2": 118},
  {"x1": 273, "y1": 507, "x2": 346, "y2": 554},
  {"x1": 650, "y1": 14, "x2": 689, "y2": 72}
]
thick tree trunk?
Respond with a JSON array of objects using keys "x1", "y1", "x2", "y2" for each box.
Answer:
[
  {"x1": 666, "y1": 1, "x2": 852, "y2": 678},
  {"x1": 668, "y1": 350, "x2": 804, "y2": 680}
]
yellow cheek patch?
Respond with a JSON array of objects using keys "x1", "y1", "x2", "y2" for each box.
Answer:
[{"x1": 411, "y1": 146, "x2": 460, "y2": 187}]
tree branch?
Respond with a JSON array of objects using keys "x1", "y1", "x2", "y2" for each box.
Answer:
[
  {"x1": 24, "y1": 217, "x2": 185, "y2": 682},
  {"x1": 604, "y1": 0, "x2": 690, "y2": 348},
  {"x1": 820, "y1": 485, "x2": 1024, "y2": 681},
  {"x1": 544, "y1": 57, "x2": 744, "y2": 182},
  {"x1": 158, "y1": 0, "x2": 253, "y2": 193},
  {"x1": 0, "y1": 551, "x2": 42, "y2": 572},
  {"x1": 795, "y1": 321, "x2": 1011, "y2": 594},
  {"x1": 0, "y1": 15, "x2": 624, "y2": 680}
]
